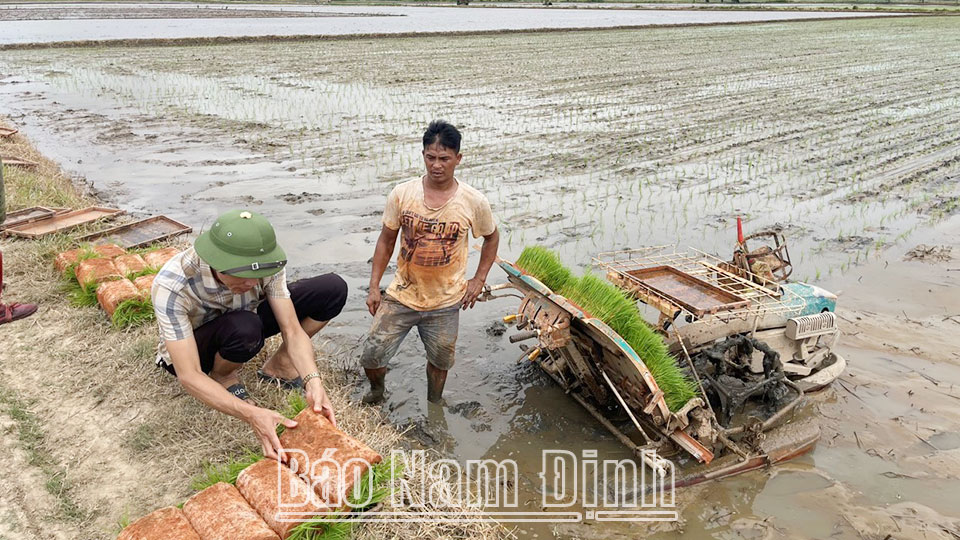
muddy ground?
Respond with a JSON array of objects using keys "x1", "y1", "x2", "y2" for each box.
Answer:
[{"x1": 1, "y1": 14, "x2": 959, "y2": 540}]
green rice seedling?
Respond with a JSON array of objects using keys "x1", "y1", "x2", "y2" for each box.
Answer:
[
  {"x1": 61, "y1": 245, "x2": 99, "y2": 283},
  {"x1": 126, "y1": 267, "x2": 159, "y2": 281},
  {"x1": 282, "y1": 390, "x2": 309, "y2": 419},
  {"x1": 190, "y1": 448, "x2": 264, "y2": 492},
  {"x1": 286, "y1": 457, "x2": 403, "y2": 540},
  {"x1": 111, "y1": 297, "x2": 155, "y2": 329},
  {"x1": 515, "y1": 246, "x2": 573, "y2": 292},
  {"x1": 275, "y1": 391, "x2": 309, "y2": 436},
  {"x1": 64, "y1": 279, "x2": 99, "y2": 308},
  {"x1": 559, "y1": 273, "x2": 696, "y2": 411}
]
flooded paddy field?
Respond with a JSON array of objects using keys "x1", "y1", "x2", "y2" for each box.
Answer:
[
  {"x1": 2, "y1": 14, "x2": 960, "y2": 539},
  {"x1": 0, "y1": 2, "x2": 895, "y2": 44}
]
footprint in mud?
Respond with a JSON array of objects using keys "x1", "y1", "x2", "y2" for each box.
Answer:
[
  {"x1": 815, "y1": 234, "x2": 874, "y2": 253},
  {"x1": 514, "y1": 412, "x2": 548, "y2": 434},
  {"x1": 306, "y1": 208, "x2": 326, "y2": 216},
  {"x1": 278, "y1": 192, "x2": 324, "y2": 205},
  {"x1": 485, "y1": 321, "x2": 507, "y2": 337},
  {"x1": 447, "y1": 400, "x2": 486, "y2": 421}
]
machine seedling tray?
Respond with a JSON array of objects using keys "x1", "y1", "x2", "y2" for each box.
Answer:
[
  {"x1": 0, "y1": 206, "x2": 69, "y2": 230},
  {"x1": 624, "y1": 265, "x2": 750, "y2": 318},
  {"x1": 77, "y1": 215, "x2": 192, "y2": 249},
  {"x1": 3, "y1": 206, "x2": 124, "y2": 238},
  {"x1": 1, "y1": 156, "x2": 39, "y2": 169}
]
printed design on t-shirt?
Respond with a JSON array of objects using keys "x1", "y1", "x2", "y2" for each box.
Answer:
[{"x1": 399, "y1": 210, "x2": 462, "y2": 267}]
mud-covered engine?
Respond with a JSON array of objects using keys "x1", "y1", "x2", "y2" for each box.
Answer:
[{"x1": 691, "y1": 335, "x2": 795, "y2": 427}]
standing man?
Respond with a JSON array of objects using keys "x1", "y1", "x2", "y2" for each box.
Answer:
[
  {"x1": 152, "y1": 209, "x2": 347, "y2": 460},
  {"x1": 362, "y1": 120, "x2": 499, "y2": 404}
]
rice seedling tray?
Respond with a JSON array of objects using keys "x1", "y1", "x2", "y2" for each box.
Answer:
[
  {"x1": 0, "y1": 156, "x2": 39, "y2": 169},
  {"x1": 0, "y1": 206, "x2": 69, "y2": 230},
  {"x1": 76, "y1": 215, "x2": 192, "y2": 248},
  {"x1": 2, "y1": 206, "x2": 124, "y2": 238},
  {"x1": 0, "y1": 126, "x2": 18, "y2": 138},
  {"x1": 623, "y1": 265, "x2": 750, "y2": 318}
]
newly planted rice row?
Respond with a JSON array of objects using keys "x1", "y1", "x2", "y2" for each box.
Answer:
[{"x1": 1, "y1": 17, "x2": 958, "y2": 282}]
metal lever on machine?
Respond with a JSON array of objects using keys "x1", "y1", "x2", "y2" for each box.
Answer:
[
  {"x1": 478, "y1": 283, "x2": 524, "y2": 302},
  {"x1": 509, "y1": 329, "x2": 539, "y2": 343}
]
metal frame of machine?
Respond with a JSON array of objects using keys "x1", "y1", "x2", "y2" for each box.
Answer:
[{"x1": 487, "y1": 238, "x2": 846, "y2": 487}]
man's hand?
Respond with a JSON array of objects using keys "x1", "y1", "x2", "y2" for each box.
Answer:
[
  {"x1": 461, "y1": 276, "x2": 486, "y2": 310},
  {"x1": 366, "y1": 288, "x2": 382, "y2": 316},
  {"x1": 246, "y1": 407, "x2": 297, "y2": 461},
  {"x1": 305, "y1": 377, "x2": 337, "y2": 428}
]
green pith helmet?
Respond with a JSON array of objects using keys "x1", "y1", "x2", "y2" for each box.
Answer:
[{"x1": 195, "y1": 210, "x2": 287, "y2": 279}]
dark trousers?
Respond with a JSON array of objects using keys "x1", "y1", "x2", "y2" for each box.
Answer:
[{"x1": 162, "y1": 274, "x2": 347, "y2": 375}]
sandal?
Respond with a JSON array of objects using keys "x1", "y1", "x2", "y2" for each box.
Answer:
[
  {"x1": 0, "y1": 302, "x2": 38, "y2": 325},
  {"x1": 226, "y1": 383, "x2": 252, "y2": 402},
  {"x1": 257, "y1": 369, "x2": 303, "y2": 390}
]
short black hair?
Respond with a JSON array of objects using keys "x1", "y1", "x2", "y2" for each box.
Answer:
[{"x1": 422, "y1": 120, "x2": 461, "y2": 153}]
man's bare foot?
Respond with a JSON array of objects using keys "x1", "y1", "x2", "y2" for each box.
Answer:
[
  {"x1": 261, "y1": 354, "x2": 300, "y2": 381},
  {"x1": 210, "y1": 370, "x2": 241, "y2": 390}
]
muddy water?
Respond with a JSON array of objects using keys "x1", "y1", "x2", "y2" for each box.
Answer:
[
  {"x1": 2, "y1": 17, "x2": 960, "y2": 538},
  {"x1": 0, "y1": 3, "x2": 893, "y2": 44}
]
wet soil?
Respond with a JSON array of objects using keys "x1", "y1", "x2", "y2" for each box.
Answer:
[{"x1": 0, "y1": 15, "x2": 958, "y2": 539}]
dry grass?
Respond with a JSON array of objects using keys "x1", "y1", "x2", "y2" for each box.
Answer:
[{"x1": 0, "y1": 123, "x2": 508, "y2": 539}]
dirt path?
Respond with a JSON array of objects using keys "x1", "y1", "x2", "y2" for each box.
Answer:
[{"x1": 0, "y1": 412, "x2": 79, "y2": 540}]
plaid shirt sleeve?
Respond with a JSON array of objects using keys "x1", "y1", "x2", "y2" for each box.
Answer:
[
  {"x1": 151, "y1": 281, "x2": 194, "y2": 341},
  {"x1": 263, "y1": 268, "x2": 291, "y2": 299}
]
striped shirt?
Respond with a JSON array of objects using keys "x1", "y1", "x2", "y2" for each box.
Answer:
[{"x1": 151, "y1": 247, "x2": 290, "y2": 362}]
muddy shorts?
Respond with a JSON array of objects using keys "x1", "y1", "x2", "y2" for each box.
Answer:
[
  {"x1": 159, "y1": 274, "x2": 348, "y2": 376},
  {"x1": 360, "y1": 295, "x2": 460, "y2": 370}
]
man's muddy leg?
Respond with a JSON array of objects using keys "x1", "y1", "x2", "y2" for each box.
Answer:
[
  {"x1": 360, "y1": 296, "x2": 415, "y2": 405},
  {"x1": 363, "y1": 367, "x2": 388, "y2": 404},
  {"x1": 426, "y1": 363, "x2": 448, "y2": 404},
  {"x1": 418, "y1": 304, "x2": 459, "y2": 404}
]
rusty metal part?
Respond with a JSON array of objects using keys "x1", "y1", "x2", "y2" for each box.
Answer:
[
  {"x1": 563, "y1": 379, "x2": 666, "y2": 470},
  {"x1": 732, "y1": 230, "x2": 793, "y2": 282},
  {"x1": 608, "y1": 271, "x2": 681, "y2": 325},
  {"x1": 601, "y1": 369, "x2": 653, "y2": 446},
  {"x1": 672, "y1": 416, "x2": 819, "y2": 490},
  {"x1": 509, "y1": 329, "x2": 539, "y2": 343}
]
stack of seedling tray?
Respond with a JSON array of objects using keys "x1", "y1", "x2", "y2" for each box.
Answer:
[
  {"x1": 54, "y1": 243, "x2": 180, "y2": 328},
  {"x1": 117, "y1": 408, "x2": 390, "y2": 540}
]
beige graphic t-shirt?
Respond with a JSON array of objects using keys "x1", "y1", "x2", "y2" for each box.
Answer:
[{"x1": 383, "y1": 177, "x2": 496, "y2": 311}]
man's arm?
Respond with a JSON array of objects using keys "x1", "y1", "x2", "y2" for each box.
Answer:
[
  {"x1": 366, "y1": 225, "x2": 400, "y2": 316},
  {"x1": 461, "y1": 227, "x2": 500, "y2": 310},
  {"x1": 265, "y1": 295, "x2": 337, "y2": 427},
  {"x1": 165, "y1": 337, "x2": 296, "y2": 460}
]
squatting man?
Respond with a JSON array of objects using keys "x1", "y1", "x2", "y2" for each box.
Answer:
[{"x1": 151, "y1": 209, "x2": 347, "y2": 460}]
